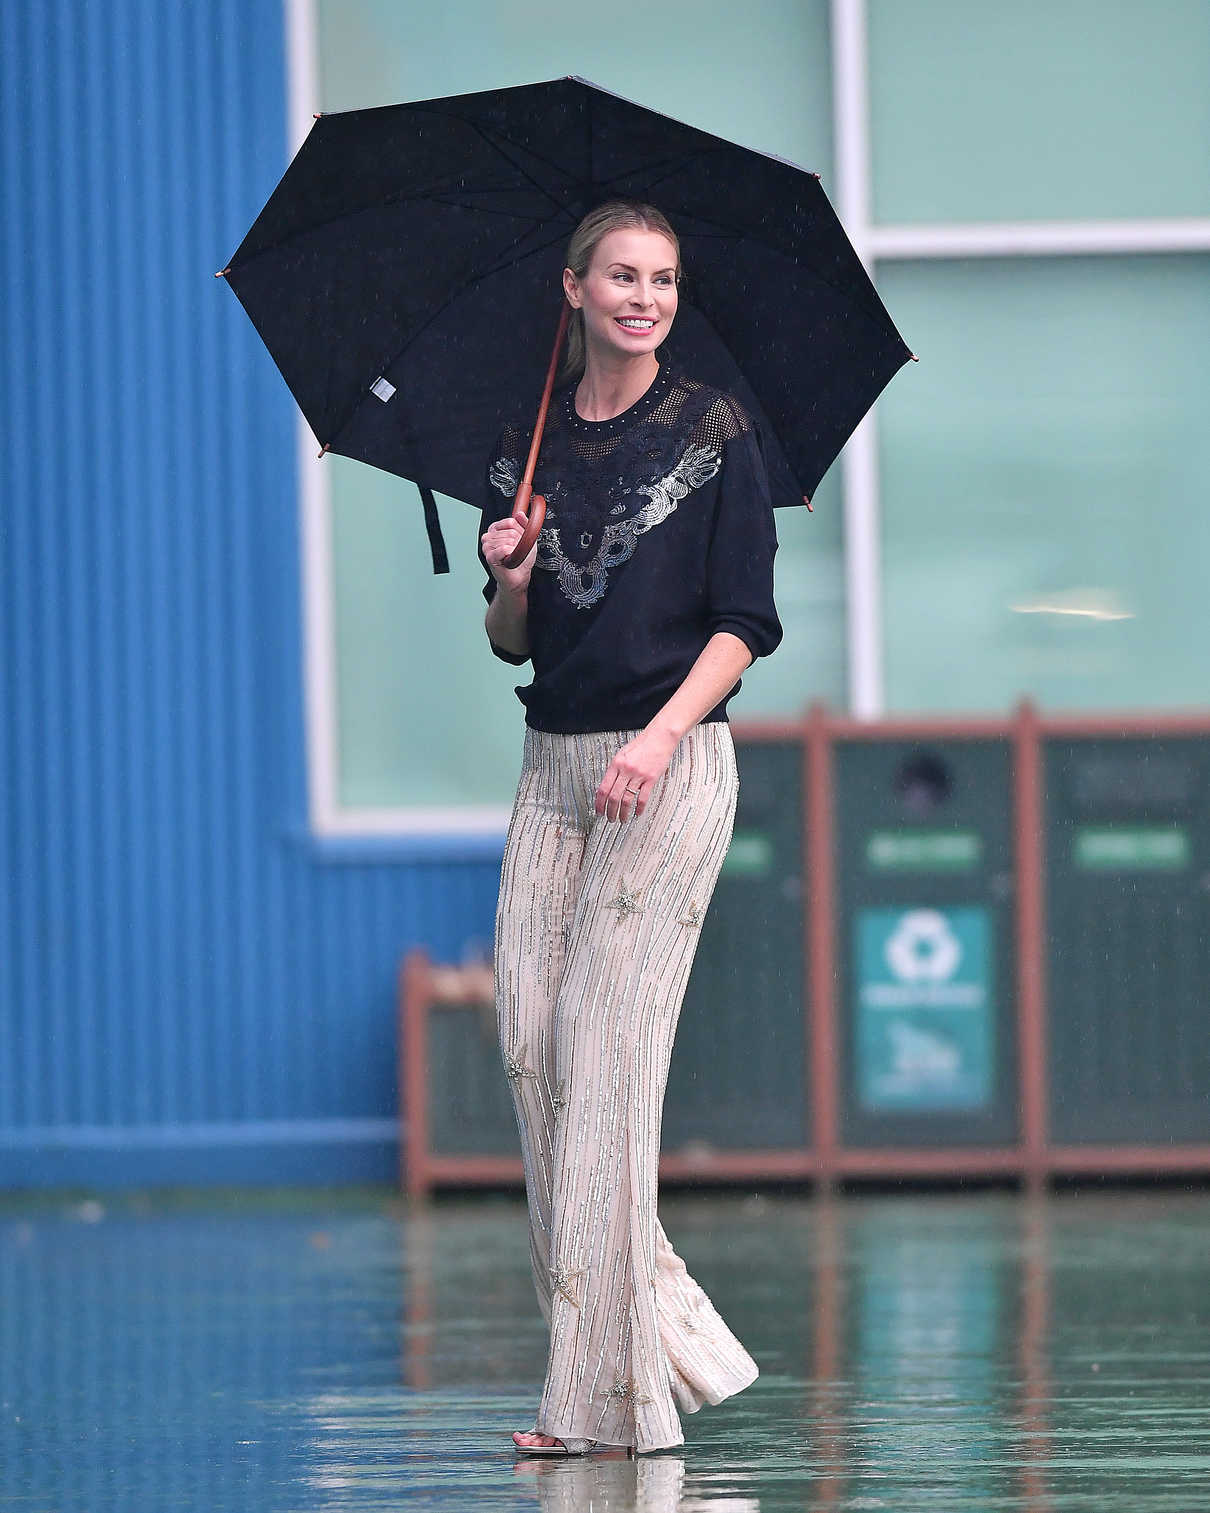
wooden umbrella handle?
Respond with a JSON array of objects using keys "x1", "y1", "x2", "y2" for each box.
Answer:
[
  {"x1": 503, "y1": 302, "x2": 570, "y2": 570},
  {"x1": 504, "y1": 481, "x2": 546, "y2": 568}
]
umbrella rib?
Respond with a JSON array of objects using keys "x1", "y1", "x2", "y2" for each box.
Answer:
[
  {"x1": 391, "y1": 221, "x2": 571, "y2": 360},
  {"x1": 405, "y1": 101, "x2": 584, "y2": 209},
  {"x1": 412, "y1": 102, "x2": 618, "y2": 221},
  {"x1": 597, "y1": 147, "x2": 720, "y2": 200},
  {"x1": 414, "y1": 109, "x2": 576, "y2": 224},
  {"x1": 455, "y1": 114, "x2": 594, "y2": 208},
  {"x1": 321, "y1": 222, "x2": 575, "y2": 464},
  {"x1": 470, "y1": 137, "x2": 569, "y2": 222}
]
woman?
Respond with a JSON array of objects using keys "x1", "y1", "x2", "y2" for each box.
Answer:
[{"x1": 479, "y1": 201, "x2": 782, "y2": 1456}]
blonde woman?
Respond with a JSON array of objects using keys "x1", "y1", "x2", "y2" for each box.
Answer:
[{"x1": 479, "y1": 201, "x2": 782, "y2": 1456}]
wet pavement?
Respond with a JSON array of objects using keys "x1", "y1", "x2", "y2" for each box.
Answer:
[{"x1": 2, "y1": 1186, "x2": 1208, "y2": 1510}]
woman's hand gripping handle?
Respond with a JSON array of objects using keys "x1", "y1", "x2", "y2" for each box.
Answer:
[{"x1": 503, "y1": 479, "x2": 546, "y2": 569}]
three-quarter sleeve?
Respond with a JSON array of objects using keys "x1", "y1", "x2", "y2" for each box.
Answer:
[{"x1": 704, "y1": 422, "x2": 784, "y2": 663}]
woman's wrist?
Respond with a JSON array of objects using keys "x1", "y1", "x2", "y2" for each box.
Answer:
[
  {"x1": 485, "y1": 581, "x2": 529, "y2": 654},
  {"x1": 646, "y1": 713, "x2": 688, "y2": 746},
  {"x1": 647, "y1": 633, "x2": 752, "y2": 744},
  {"x1": 489, "y1": 580, "x2": 529, "y2": 622}
]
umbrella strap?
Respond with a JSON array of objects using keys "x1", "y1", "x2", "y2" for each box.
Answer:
[{"x1": 417, "y1": 483, "x2": 449, "y2": 574}]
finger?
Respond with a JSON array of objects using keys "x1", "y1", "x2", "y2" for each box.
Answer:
[
  {"x1": 606, "y1": 775, "x2": 631, "y2": 823},
  {"x1": 595, "y1": 759, "x2": 624, "y2": 817},
  {"x1": 621, "y1": 782, "x2": 644, "y2": 821},
  {"x1": 485, "y1": 531, "x2": 525, "y2": 572},
  {"x1": 483, "y1": 525, "x2": 518, "y2": 553}
]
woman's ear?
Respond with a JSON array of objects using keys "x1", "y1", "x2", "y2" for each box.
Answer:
[{"x1": 562, "y1": 267, "x2": 581, "y2": 308}]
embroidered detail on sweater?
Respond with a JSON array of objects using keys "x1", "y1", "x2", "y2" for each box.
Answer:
[
  {"x1": 532, "y1": 444, "x2": 722, "y2": 610},
  {"x1": 489, "y1": 456, "x2": 520, "y2": 499}
]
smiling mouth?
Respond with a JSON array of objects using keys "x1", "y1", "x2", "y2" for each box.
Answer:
[{"x1": 615, "y1": 318, "x2": 655, "y2": 330}]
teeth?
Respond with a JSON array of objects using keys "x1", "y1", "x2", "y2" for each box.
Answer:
[{"x1": 617, "y1": 319, "x2": 654, "y2": 328}]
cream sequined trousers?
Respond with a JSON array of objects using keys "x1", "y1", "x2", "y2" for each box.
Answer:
[{"x1": 494, "y1": 723, "x2": 759, "y2": 1453}]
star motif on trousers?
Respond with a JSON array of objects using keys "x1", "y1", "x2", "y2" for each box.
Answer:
[
  {"x1": 605, "y1": 880, "x2": 643, "y2": 919},
  {"x1": 550, "y1": 1264, "x2": 586, "y2": 1307},
  {"x1": 551, "y1": 1080, "x2": 568, "y2": 1112},
  {"x1": 679, "y1": 900, "x2": 703, "y2": 927},
  {"x1": 607, "y1": 1377, "x2": 652, "y2": 1409},
  {"x1": 503, "y1": 1044, "x2": 538, "y2": 1082}
]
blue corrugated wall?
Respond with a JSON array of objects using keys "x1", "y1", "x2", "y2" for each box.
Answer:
[{"x1": 0, "y1": 1, "x2": 500, "y2": 1187}]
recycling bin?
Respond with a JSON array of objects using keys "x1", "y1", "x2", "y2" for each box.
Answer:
[
  {"x1": 1043, "y1": 731, "x2": 1210, "y2": 1146},
  {"x1": 426, "y1": 992, "x2": 517, "y2": 1158},
  {"x1": 833, "y1": 731, "x2": 1019, "y2": 1150},
  {"x1": 663, "y1": 732, "x2": 808, "y2": 1153}
]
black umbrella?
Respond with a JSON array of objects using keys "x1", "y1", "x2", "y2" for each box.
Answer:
[{"x1": 219, "y1": 75, "x2": 912, "y2": 573}]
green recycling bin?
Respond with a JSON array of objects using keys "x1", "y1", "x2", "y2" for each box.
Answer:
[
  {"x1": 427, "y1": 995, "x2": 517, "y2": 1158},
  {"x1": 834, "y1": 735, "x2": 1019, "y2": 1149},
  {"x1": 664, "y1": 735, "x2": 808, "y2": 1152},
  {"x1": 1044, "y1": 734, "x2": 1210, "y2": 1145}
]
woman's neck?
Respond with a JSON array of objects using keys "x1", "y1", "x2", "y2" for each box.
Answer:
[{"x1": 574, "y1": 352, "x2": 660, "y2": 422}]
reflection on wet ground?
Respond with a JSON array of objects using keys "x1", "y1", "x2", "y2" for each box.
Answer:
[{"x1": 2, "y1": 1187, "x2": 1208, "y2": 1510}]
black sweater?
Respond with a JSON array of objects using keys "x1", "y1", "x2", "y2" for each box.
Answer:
[{"x1": 479, "y1": 365, "x2": 783, "y2": 734}]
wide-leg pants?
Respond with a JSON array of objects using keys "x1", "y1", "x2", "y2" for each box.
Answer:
[{"x1": 494, "y1": 723, "x2": 759, "y2": 1452}]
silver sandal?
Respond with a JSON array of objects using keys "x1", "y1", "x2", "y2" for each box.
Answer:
[{"x1": 512, "y1": 1431, "x2": 597, "y2": 1457}]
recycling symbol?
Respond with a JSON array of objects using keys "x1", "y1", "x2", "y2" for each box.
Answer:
[{"x1": 885, "y1": 910, "x2": 962, "y2": 983}]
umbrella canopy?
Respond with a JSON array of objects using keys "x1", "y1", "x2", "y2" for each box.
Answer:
[{"x1": 221, "y1": 75, "x2": 912, "y2": 570}]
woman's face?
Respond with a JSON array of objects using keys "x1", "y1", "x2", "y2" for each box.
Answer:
[{"x1": 564, "y1": 226, "x2": 679, "y2": 364}]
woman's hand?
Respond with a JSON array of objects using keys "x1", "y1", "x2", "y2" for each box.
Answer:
[
  {"x1": 595, "y1": 723, "x2": 681, "y2": 823},
  {"x1": 481, "y1": 512, "x2": 536, "y2": 595}
]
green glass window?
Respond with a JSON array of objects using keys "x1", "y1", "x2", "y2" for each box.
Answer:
[
  {"x1": 868, "y1": 0, "x2": 1210, "y2": 224},
  {"x1": 877, "y1": 254, "x2": 1210, "y2": 713}
]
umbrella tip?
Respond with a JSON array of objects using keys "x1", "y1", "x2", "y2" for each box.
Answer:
[
  {"x1": 910, "y1": 352, "x2": 919, "y2": 361},
  {"x1": 215, "y1": 266, "x2": 230, "y2": 278},
  {"x1": 313, "y1": 112, "x2": 324, "y2": 119},
  {"x1": 318, "y1": 443, "x2": 331, "y2": 459},
  {"x1": 803, "y1": 495, "x2": 813, "y2": 512}
]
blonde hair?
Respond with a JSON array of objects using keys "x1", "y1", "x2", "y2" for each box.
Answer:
[{"x1": 561, "y1": 201, "x2": 681, "y2": 382}]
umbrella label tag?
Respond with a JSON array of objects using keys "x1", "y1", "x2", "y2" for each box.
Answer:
[{"x1": 370, "y1": 376, "x2": 396, "y2": 403}]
